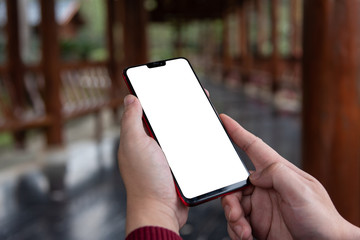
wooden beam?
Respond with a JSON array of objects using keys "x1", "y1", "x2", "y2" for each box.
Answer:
[
  {"x1": 40, "y1": 0, "x2": 63, "y2": 146},
  {"x1": 302, "y1": 0, "x2": 360, "y2": 225},
  {"x1": 149, "y1": 0, "x2": 226, "y2": 22}
]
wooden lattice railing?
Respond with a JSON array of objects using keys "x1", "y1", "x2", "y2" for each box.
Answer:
[
  {"x1": 60, "y1": 62, "x2": 123, "y2": 120},
  {"x1": 0, "y1": 65, "x2": 50, "y2": 132},
  {"x1": 0, "y1": 61, "x2": 125, "y2": 145}
]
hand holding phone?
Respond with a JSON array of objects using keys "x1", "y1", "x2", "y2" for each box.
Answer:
[
  {"x1": 123, "y1": 58, "x2": 249, "y2": 206},
  {"x1": 119, "y1": 94, "x2": 189, "y2": 235}
]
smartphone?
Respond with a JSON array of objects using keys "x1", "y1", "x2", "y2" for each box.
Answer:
[{"x1": 123, "y1": 57, "x2": 249, "y2": 206}]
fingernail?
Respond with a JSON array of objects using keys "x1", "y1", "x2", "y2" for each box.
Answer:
[
  {"x1": 240, "y1": 230, "x2": 245, "y2": 240},
  {"x1": 249, "y1": 171, "x2": 260, "y2": 181},
  {"x1": 224, "y1": 205, "x2": 231, "y2": 220},
  {"x1": 124, "y1": 95, "x2": 135, "y2": 107},
  {"x1": 234, "y1": 226, "x2": 242, "y2": 239}
]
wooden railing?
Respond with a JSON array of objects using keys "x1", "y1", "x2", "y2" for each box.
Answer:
[
  {"x1": 0, "y1": 61, "x2": 125, "y2": 145},
  {"x1": 60, "y1": 61, "x2": 123, "y2": 120},
  {"x1": 215, "y1": 0, "x2": 303, "y2": 112},
  {"x1": 0, "y1": 0, "x2": 127, "y2": 147}
]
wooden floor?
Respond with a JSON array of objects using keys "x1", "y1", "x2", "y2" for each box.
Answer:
[{"x1": 0, "y1": 78, "x2": 301, "y2": 240}]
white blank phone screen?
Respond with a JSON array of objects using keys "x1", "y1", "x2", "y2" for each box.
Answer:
[{"x1": 126, "y1": 58, "x2": 249, "y2": 199}]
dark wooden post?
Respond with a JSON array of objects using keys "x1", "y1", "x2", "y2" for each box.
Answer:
[
  {"x1": 105, "y1": 0, "x2": 119, "y2": 91},
  {"x1": 7, "y1": 1, "x2": 27, "y2": 147},
  {"x1": 121, "y1": 0, "x2": 148, "y2": 66},
  {"x1": 6, "y1": 0, "x2": 26, "y2": 147},
  {"x1": 270, "y1": 0, "x2": 280, "y2": 92},
  {"x1": 40, "y1": 0, "x2": 63, "y2": 146},
  {"x1": 6, "y1": 0, "x2": 25, "y2": 107},
  {"x1": 302, "y1": 0, "x2": 360, "y2": 225},
  {"x1": 105, "y1": 0, "x2": 123, "y2": 113}
]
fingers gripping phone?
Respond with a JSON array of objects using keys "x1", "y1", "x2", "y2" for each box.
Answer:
[{"x1": 123, "y1": 57, "x2": 249, "y2": 206}]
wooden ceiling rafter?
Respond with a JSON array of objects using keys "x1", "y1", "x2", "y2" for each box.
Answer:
[{"x1": 148, "y1": 0, "x2": 238, "y2": 22}]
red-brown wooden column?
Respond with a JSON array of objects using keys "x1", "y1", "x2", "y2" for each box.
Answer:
[
  {"x1": 105, "y1": 0, "x2": 123, "y2": 102},
  {"x1": 112, "y1": 0, "x2": 128, "y2": 94},
  {"x1": 6, "y1": 0, "x2": 26, "y2": 147},
  {"x1": 121, "y1": 0, "x2": 148, "y2": 66},
  {"x1": 40, "y1": 0, "x2": 63, "y2": 146},
  {"x1": 302, "y1": 0, "x2": 360, "y2": 225},
  {"x1": 105, "y1": 0, "x2": 118, "y2": 91},
  {"x1": 105, "y1": 0, "x2": 125, "y2": 123}
]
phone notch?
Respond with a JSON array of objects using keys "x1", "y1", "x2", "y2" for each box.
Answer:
[{"x1": 146, "y1": 60, "x2": 166, "y2": 68}]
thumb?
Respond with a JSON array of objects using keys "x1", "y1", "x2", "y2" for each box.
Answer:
[
  {"x1": 249, "y1": 162, "x2": 305, "y2": 203},
  {"x1": 121, "y1": 94, "x2": 147, "y2": 139}
]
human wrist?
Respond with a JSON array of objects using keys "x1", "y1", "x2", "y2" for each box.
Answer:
[
  {"x1": 338, "y1": 219, "x2": 360, "y2": 240},
  {"x1": 125, "y1": 197, "x2": 181, "y2": 236},
  {"x1": 320, "y1": 217, "x2": 360, "y2": 240}
]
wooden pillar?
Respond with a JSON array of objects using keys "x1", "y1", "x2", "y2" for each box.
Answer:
[
  {"x1": 40, "y1": 0, "x2": 63, "y2": 146},
  {"x1": 302, "y1": 0, "x2": 360, "y2": 225},
  {"x1": 105, "y1": 0, "x2": 123, "y2": 100},
  {"x1": 105, "y1": 0, "x2": 118, "y2": 89},
  {"x1": 6, "y1": 0, "x2": 25, "y2": 107},
  {"x1": 6, "y1": 0, "x2": 26, "y2": 147},
  {"x1": 121, "y1": 0, "x2": 148, "y2": 66},
  {"x1": 270, "y1": 0, "x2": 280, "y2": 92},
  {"x1": 105, "y1": 0, "x2": 121, "y2": 122}
]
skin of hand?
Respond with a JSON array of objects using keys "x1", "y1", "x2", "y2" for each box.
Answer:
[
  {"x1": 220, "y1": 114, "x2": 360, "y2": 240},
  {"x1": 118, "y1": 94, "x2": 188, "y2": 236}
]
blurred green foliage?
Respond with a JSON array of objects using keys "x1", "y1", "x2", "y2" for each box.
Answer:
[
  {"x1": 0, "y1": 132, "x2": 13, "y2": 147},
  {"x1": 60, "y1": 0, "x2": 107, "y2": 61},
  {"x1": 148, "y1": 20, "x2": 224, "y2": 61},
  {"x1": 148, "y1": 23, "x2": 176, "y2": 60},
  {"x1": 278, "y1": 0, "x2": 291, "y2": 57}
]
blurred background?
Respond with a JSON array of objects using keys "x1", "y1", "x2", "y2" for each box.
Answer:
[{"x1": 0, "y1": 0, "x2": 359, "y2": 239}]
